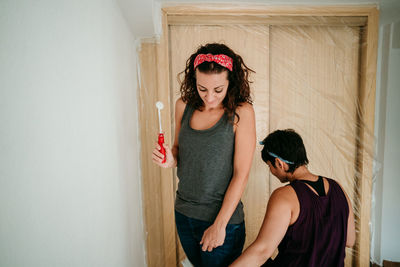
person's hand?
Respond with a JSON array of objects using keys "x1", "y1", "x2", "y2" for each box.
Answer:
[
  {"x1": 200, "y1": 223, "x2": 226, "y2": 252},
  {"x1": 152, "y1": 142, "x2": 175, "y2": 168}
]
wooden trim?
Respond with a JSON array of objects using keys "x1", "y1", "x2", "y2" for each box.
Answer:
[
  {"x1": 168, "y1": 15, "x2": 367, "y2": 26},
  {"x1": 163, "y1": 4, "x2": 378, "y2": 17},
  {"x1": 157, "y1": 10, "x2": 177, "y2": 267},
  {"x1": 356, "y1": 8, "x2": 379, "y2": 267},
  {"x1": 138, "y1": 11, "x2": 177, "y2": 267},
  {"x1": 138, "y1": 42, "x2": 164, "y2": 267}
]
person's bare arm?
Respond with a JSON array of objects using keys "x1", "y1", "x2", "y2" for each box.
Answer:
[
  {"x1": 230, "y1": 186, "x2": 294, "y2": 266},
  {"x1": 200, "y1": 103, "x2": 256, "y2": 252}
]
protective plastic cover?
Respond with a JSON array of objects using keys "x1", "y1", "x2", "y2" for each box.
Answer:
[{"x1": 138, "y1": 7, "x2": 377, "y2": 266}]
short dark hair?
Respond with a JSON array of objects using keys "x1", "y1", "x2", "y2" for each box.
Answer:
[{"x1": 261, "y1": 129, "x2": 309, "y2": 173}]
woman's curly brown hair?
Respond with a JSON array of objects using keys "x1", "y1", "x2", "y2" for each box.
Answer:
[{"x1": 179, "y1": 43, "x2": 254, "y2": 123}]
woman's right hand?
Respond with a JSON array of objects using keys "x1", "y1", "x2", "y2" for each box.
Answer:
[{"x1": 152, "y1": 142, "x2": 176, "y2": 168}]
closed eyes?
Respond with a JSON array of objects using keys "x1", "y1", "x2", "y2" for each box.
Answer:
[{"x1": 198, "y1": 85, "x2": 224, "y2": 93}]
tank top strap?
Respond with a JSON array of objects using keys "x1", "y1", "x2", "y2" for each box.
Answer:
[
  {"x1": 326, "y1": 178, "x2": 347, "y2": 201},
  {"x1": 290, "y1": 180, "x2": 314, "y2": 201},
  {"x1": 181, "y1": 103, "x2": 194, "y2": 125}
]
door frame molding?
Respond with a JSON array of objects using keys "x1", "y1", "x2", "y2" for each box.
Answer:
[{"x1": 138, "y1": 5, "x2": 378, "y2": 266}]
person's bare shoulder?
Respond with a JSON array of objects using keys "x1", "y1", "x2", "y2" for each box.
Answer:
[
  {"x1": 235, "y1": 102, "x2": 254, "y2": 123},
  {"x1": 175, "y1": 97, "x2": 186, "y2": 118},
  {"x1": 176, "y1": 97, "x2": 186, "y2": 111},
  {"x1": 269, "y1": 185, "x2": 297, "y2": 207},
  {"x1": 234, "y1": 103, "x2": 255, "y2": 134}
]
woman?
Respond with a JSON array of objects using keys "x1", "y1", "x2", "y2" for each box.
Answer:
[{"x1": 152, "y1": 43, "x2": 256, "y2": 267}]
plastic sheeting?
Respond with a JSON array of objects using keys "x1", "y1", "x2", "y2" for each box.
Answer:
[{"x1": 138, "y1": 7, "x2": 378, "y2": 266}]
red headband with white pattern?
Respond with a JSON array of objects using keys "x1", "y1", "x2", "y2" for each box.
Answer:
[{"x1": 194, "y1": 53, "x2": 233, "y2": 71}]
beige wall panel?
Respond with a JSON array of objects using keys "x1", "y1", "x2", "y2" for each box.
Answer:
[
  {"x1": 168, "y1": 24, "x2": 270, "y2": 260},
  {"x1": 269, "y1": 25, "x2": 361, "y2": 265}
]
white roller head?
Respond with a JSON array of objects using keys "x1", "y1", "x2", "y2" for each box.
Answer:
[
  {"x1": 156, "y1": 101, "x2": 164, "y2": 133},
  {"x1": 156, "y1": 101, "x2": 164, "y2": 110}
]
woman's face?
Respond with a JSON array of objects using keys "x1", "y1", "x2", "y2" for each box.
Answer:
[{"x1": 195, "y1": 69, "x2": 229, "y2": 109}]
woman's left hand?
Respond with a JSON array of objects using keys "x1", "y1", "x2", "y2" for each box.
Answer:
[{"x1": 200, "y1": 224, "x2": 226, "y2": 252}]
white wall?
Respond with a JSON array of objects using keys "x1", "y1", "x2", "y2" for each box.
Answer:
[
  {"x1": 0, "y1": 0, "x2": 146, "y2": 266},
  {"x1": 380, "y1": 31, "x2": 400, "y2": 261},
  {"x1": 373, "y1": 12, "x2": 400, "y2": 263},
  {"x1": 372, "y1": 0, "x2": 400, "y2": 263}
]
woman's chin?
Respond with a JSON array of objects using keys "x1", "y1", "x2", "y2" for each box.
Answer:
[{"x1": 204, "y1": 102, "x2": 222, "y2": 109}]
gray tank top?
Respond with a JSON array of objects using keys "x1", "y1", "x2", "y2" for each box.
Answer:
[{"x1": 175, "y1": 104, "x2": 244, "y2": 224}]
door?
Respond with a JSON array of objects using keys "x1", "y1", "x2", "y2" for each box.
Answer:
[
  {"x1": 269, "y1": 25, "x2": 361, "y2": 266},
  {"x1": 169, "y1": 23, "x2": 360, "y2": 266}
]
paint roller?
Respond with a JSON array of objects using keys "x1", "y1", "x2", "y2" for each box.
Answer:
[{"x1": 156, "y1": 101, "x2": 166, "y2": 163}]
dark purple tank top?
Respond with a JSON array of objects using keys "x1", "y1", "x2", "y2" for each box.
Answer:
[{"x1": 264, "y1": 178, "x2": 349, "y2": 267}]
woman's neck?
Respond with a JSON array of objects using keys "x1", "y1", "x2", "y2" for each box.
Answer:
[{"x1": 202, "y1": 104, "x2": 224, "y2": 112}]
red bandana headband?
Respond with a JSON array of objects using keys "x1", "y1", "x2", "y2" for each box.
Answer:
[{"x1": 194, "y1": 53, "x2": 233, "y2": 71}]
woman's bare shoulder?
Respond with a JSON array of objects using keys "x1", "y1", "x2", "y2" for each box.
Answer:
[
  {"x1": 175, "y1": 97, "x2": 186, "y2": 115},
  {"x1": 234, "y1": 102, "x2": 255, "y2": 125}
]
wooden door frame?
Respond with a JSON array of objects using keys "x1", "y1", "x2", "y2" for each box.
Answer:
[{"x1": 138, "y1": 5, "x2": 378, "y2": 267}]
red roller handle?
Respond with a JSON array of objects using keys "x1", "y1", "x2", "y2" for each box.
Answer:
[{"x1": 158, "y1": 133, "x2": 166, "y2": 163}]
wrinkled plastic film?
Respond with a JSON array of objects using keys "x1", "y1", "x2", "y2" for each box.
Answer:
[
  {"x1": 139, "y1": 14, "x2": 377, "y2": 266},
  {"x1": 137, "y1": 40, "x2": 172, "y2": 267}
]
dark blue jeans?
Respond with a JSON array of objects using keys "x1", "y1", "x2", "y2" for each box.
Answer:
[{"x1": 175, "y1": 210, "x2": 246, "y2": 267}]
